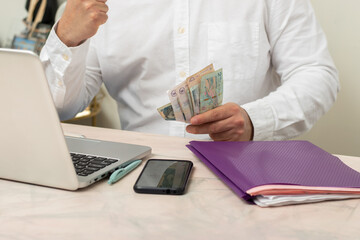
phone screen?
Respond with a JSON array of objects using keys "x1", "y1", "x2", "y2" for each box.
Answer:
[{"x1": 133, "y1": 159, "x2": 193, "y2": 195}]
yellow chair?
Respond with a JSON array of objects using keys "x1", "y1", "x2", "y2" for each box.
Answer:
[{"x1": 62, "y1": 96, "x2": 101, "y2": 126}]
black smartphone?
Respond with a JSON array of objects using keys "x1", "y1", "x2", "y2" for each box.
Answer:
[{"x1": 133, "y1": 159, "x2": 193, "y2": 195}]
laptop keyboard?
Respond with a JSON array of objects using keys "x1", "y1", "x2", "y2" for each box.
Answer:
[{"x1": 70, "y1": 153, "x2": 119, "y2": 177}]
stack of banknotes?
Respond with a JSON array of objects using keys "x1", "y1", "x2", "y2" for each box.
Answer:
[{"x1": 157, "y1": 64, "x2": 223, "y2": 123}]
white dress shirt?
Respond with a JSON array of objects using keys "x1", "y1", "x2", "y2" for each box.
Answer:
[{"x1": 40, "y1": 0, "x2": 339, "y2": 140}]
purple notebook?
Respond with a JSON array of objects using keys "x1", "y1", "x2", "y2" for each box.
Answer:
[{"x1": 187, "y1": 141, "x2": 360, "y2": 200}]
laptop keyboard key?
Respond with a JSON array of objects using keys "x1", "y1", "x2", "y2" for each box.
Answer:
[
  {"x1": 77, "y1": 162, "x2": 88, "y2": 166},
  {"x1": 90, "y1": 160, "x2": 107, "y2": 165},
  {"x1": 86, "y1": 167, "x2": 100, "y2": 171},
  {"x1": 103, "y1": 159, "x2": 118, "y2": 165},
  {"x1": 89, "y1": 163, "x2": 106, "y2": 169}
]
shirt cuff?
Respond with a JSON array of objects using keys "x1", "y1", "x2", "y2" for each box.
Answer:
[
  {"x1": 44, "y1": 22, "x2": 90, "y2": 72},
  {"x1": 242, "y1": 99, "x2": 276, "y2": 141}
]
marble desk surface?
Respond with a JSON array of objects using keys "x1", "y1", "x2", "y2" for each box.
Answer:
[{"x1": 1, "y1": 123, "x2": 360, "y2": 240}]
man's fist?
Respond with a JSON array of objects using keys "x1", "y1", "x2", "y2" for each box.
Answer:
[{"x1": 57, "y1": 0, "x2": 109, "y2": 47}]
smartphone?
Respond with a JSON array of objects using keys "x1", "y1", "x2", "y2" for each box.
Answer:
[{"x1": 133, "y1": 159, "x2": 193, "y2": 195}]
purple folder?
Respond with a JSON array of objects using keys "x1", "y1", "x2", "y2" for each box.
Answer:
[{"x1": 187, "y1": 141, "x2": 360, "y2": 201}]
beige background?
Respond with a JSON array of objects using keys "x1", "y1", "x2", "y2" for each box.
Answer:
[{"x1": 0, "y1": 0, "x2": 359, "y2": 156}]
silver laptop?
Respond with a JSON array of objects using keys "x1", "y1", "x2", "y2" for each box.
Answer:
[{"x1": 0, "y1": 48, "x2": 151, "y2": 190}]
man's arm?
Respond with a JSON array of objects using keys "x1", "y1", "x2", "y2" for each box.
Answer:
[
  {"x1": 40, "y1": 0, "x2": 108, "y2": 120},
  {"x1": 187, "y1": 0, "x2": 339, "y2": 141}
]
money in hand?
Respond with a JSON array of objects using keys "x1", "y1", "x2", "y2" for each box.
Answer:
[{"x1": 158, "y1": 64, "x2": 223, "y2": 123}]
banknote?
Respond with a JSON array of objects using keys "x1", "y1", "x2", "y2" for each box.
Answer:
[
  {"x1": 199, "y1": 69, "x2": 223, "y2": 113},
  {"x1": 176, "y1": 82, "x2": 193, "y2": 123},
  {"x1": 215, "y1": 69, "x2": 223, "y2": 106},
  {"x1": 168, "y1": 89, "x2": 185, "y2": 122},
  {"x1": 157, "y1": 103, "x2": 175, "y2": 121},
  {"x1": 186, "y1": 64, "x2": 214, "y2": 115},
  {"x1": 186, "y1": 89, "x2": 194, "y2": 118}
]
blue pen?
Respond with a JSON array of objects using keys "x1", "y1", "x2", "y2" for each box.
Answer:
[{"x1": 108, "y1": 159, "x2": 142, "y2": 185}]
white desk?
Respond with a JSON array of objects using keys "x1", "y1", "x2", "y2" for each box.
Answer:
[{"x1": 1, "y1": 123, "x2": 360, "y2": 240}]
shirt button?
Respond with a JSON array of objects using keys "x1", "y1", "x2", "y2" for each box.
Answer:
[
  {"x1": 62, "y1": 53, "x2": 69, "y2": 61},
  {"x1": 180, "y1": 71, "x2": 187, "y2": 78},
  {"x1": 57, "y1": 80, "x2": 63, "y2": 86},
  {"x1": 178, "y1": 27, "x2": 185, "y2": 34}
]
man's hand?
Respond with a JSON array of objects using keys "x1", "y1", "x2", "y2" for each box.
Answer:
[
  {"x1": 186, "y1": 103, "x2": 254, "y2": 141},
  {"x1": 57, "y1": 0, "x2": 109, "y2": 47}
]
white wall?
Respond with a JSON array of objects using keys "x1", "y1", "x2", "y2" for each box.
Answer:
[
  {"x1": 298, "y1": 0, "x2": 360, "y2": 157},
  {"x1": 1, "y1": 0, "x2": 359, "y2": 156},
  {"x1": 0, "y1": 0, "x2": 27, "y2": 47}
]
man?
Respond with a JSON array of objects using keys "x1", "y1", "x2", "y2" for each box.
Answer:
[{"x1": 41, "y1": 0, "x2": 339, "y2": 141}]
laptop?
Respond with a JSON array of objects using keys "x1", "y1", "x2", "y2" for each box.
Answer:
[{"x1": 0, "y1": 48, "x2": 152, "y2": 190}]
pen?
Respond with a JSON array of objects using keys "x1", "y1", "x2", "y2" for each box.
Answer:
[{"x1": 108, "y1": 159, "x2": 142, "y2": 185}]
